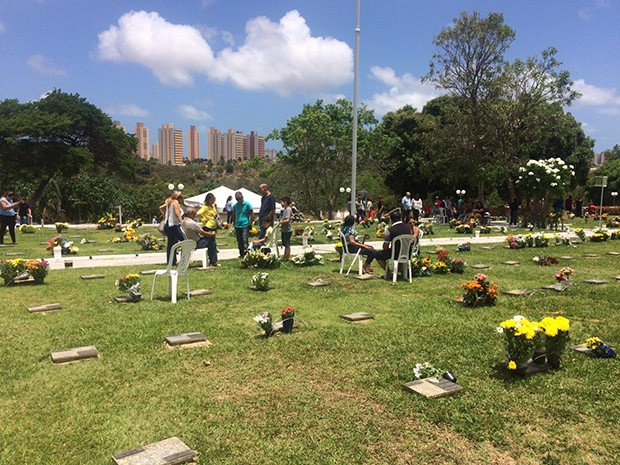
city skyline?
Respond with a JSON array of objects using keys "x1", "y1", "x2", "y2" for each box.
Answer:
[{"x1": 2, "y1": 1, "x2": 620, "y2": 155}]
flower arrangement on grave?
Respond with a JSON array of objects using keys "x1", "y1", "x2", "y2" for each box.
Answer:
[
  {"x1": 412, "y1": 362, "x2": 444, "y2": 380},
  {"x1": 497, "y1": 315, "x2": 541, "y2": 373},
  {"x1": 302, "y1": 225, "x2": 315, "y2": 240},
  {"x1": 46, "y1": 235, "x2": 78, "y2": 255},
  {"x1": 334, "y1": 242, "x2": 343, "y2": 257},
  {"x1": 431, "y1": 261, "x2": 449, "y2": 274},
  {"x1": 375, "y1": 221, "x2": 387, "y2": 238},
  {"x1": 97, "y1": 213, "x2": 117, "y2": 230},
  {"x1": 115, "y1": 273, "x2": 141, "y2": 300},
  {"x1": 280, "y1": 306, "x2": 295, "y2": 333},
  {"x1": 573, "y1": 228, "x2": 586, "y2": 242},
  {"x1": 138, "y1": 233, "x2": 160, "y2": 251},
  {"x1": 457, "y1": 273, "x2": 499, "y2": 307},
  {"x1": 524, "y1": 232, "x2": 550, "y2": 248},
  {"x1": 457, "y1": 242, "x2": 471, "y2": 252},
  {"x1": 55, "y1": 222, "x2": 69, "y2": 233},
  {"x1": 294, "y1": 226, "x2": 304, "y2": 237},
  {"x1": 18, "y1": 224, "x2": 37, "y2": 234},
  {"x1": 253, "y1": 311, "x2": 273, "y2": 337},
  {"x1": 322, "y1": 219, "x2": 336, "y2": 230},
  {"x1": 241, "y1": 250, "x2": 280, "y2": 269},
  {"x1": 123, "y1": 227, "x2": 136, "y2": 242},
  {"x1": 449, "y1": 219, "x2": 458, "y2": 229},
  {"x1": 553, "y1": 267, "x2": 574, "y2": 283},
  {"x1": 590, "y1": 228, "x2": 610, "y2": 242},
  {"x1": 606, "y1": 216, "x2": 620, "y2": 228},
  {"x1": 411, "y1": 255, "x2": 432, "y2": 277},
  {"x1": 506, "y1": 234, "x2": 526, "y2": 249},
  {"x1": 539, "y1": 316, "x2": 570, "y2": 368},
  {"x1": 584, "y1": 337, "x2": 617, "y2": 358},
  {"x1": 455, "y1": 222, "x2": 473, "y2": 234},
  {"x1": 419, "y1": 222, "x2": 434, "y2": 235},
  {"x1": 553, "y1": 233, "x2": 572, "y2": 246},
  {"x1": 0, "y1": 259, "x2": 46, "y2": 285},
  {"x1": 127, "y1": 218, "x2": 143, "y2": 229},
  {"x1": 360, "y1": 217, "x2": 376, "y2": 228},
  {"x1": 450, "y1": 258, "x2": 465, "y2": 274},
  {"x1": 479, "y1": 225, "x2": 492, "y2": 234},
  {"x1": 532, "y1": 256, "x2": 558, "y2": 266},
  {"x1": 249, "y1": 225, "x2": 259, "y2": 237},
  {"x1": 251, "y1": 272, "x2": 271, "y2": 291},
  {"x1": 291, "y1": 247, "x2": 324, "y2": 266},
  {"x1": 25, "y1": 259, "x2": 49, "y2": 284}
]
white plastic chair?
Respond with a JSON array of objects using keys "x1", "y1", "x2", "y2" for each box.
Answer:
[
  {"x1": 338, "y1": 231, "x2": 363, "y2": 276},
  {"x1": 434, "y1": 207, "x2": 448, "y2": 225},
  {"x1": 266, "y1": 223, "x2": 280, "y2": 258},
  {"x1": 150, "y1": 239, "x2": 196, "y2": 303},
  {"x1": 384, "y1": 234, "x2": 414, "y2": 283}
]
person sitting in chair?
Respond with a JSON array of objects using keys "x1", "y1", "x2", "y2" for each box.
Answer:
[
  {"x1": 377, "y1": 210, "x2": 413, "y2": 272},
  {"x1": 340, "y1": 214, "x2": 381, "y2": 274},
  {"x1": 181, "y1": 209, "x2": 218, "y2": 266}
]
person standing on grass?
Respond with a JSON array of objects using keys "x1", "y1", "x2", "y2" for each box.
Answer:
[
  {"x1": 232, "y1": 191, "x2": 254, "y2": 258},
  {"x1": 225, "y1": 195, "x2": 234, "y2": 224},
  {"x1": 279, "y1": 196, "x2": 293, "y2": 261},
  {"x1": 0, "y1": 190, "x2": 22, "y2": 245},
  {"x1": 258, "y1": 183, "x2": 276, "y2": 239},
  {"x1": 401, "y1": 191, "x2": 412, "y2": 221},
  {"x1": 18, "y1": 197, "x2": 32, "y2": 225},
  {"x1": 195, "y1": 193, "x2": 220, "y2": 266},
  {"x1": 159, "y1": 191, "x2": 184, "y2": 265}
]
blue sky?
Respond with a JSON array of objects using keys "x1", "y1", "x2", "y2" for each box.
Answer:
[{"x1": 2, "y1": 0, "x2": 620, "y2": 155}]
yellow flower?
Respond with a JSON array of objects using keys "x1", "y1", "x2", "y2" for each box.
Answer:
[
  {"x1": 508, "y1": 360, "x2": 517, "y2": 370},
  {"x1": 555, "y1": 316, "x2": 570, "y2": 332},
  {"x1": 500, "y1": 319, "x2": 517, "y2": 329}
]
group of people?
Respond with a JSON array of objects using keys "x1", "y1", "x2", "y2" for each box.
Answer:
[
  {"x1": 158, "y1": 183, "x2": 295, "y2": 266},
  {"x1": 0, "y1": 190, "x2": 32, "y2": 245}
]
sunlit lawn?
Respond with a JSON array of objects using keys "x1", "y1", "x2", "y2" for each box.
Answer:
[{"x1": 1, "y1": 221, "x2": 619, "y2": 464}]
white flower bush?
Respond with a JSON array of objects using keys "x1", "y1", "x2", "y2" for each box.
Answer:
[{"x1": 516, "y1": 158, "x2": 572, "y2": 200}]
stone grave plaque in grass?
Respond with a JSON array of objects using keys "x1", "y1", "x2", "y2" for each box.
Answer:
[
  {"x1": 583, "y1": 253, "x2": 601, "y2": 258},
  {"x1": 340, "y1": 312, "x2": 374, "y2": 322},
  {"x1": 272, "y1": 320, "x2": 301, "y2": 332},
  {"x1": 50, "y1": 346, "x2": 99, "y2": 363},
  {"x1": 307, "y1": 278, "x2": 330, "y2": 287},
  {"x1": 165, "y1": 332, "x2": 208, "y2": 347},
  {"x1": 499, "y1": 359, "x2": 552, "y2": 376},
  {"x1": 197, "y1": 266, "x2": 218, "y2": 271},
  {"x1": 502, "y1": 289, "x2": 535, "y2": 297},
  {"x1": 114, "y1": 296, "x2": 143, "y2": 303},
  {"x1": 97, "y1": 248, "x2": 114, "y2": 253},
  {"x1": 583, "y1": 279, "x2": 609, "y2": 285},
  {"x1": 14, "y1": 275, "x2": 35, "y2": 285},
  {"x1": 559, "y1": 256, "x2": 574, "y2": 260},
  {"x1": 502, "y1": 261, "x2": 520, "y2": 266},
  {"x1": 403, "y1": 377, "x2": 463, "y2": 398},
  {"x1": 80, "y1": 274, "x2": 105, "y2": 280},
  {"x1": 470, "y1": 264, "x2": 491, "y2": 269},
  {"x1": 571, "y1": 344, "x2": 598, "y2": 357},
  {"x1": 5, "y1": 252, "x2": 23, "y2": 256},
  {"x1": 607, "y1": 251, "x2": 620, "y2": 256},
  {"x1": 28, "y1": 303, "x2": 61, "y2": 313},
  {"x1": 112, "y1": 437, "x2": 196, "y2": 465},
  {"x1": 481, "y1": 246, "x2": 495, "y2": 250},
  {"x1": 353, "y1": 273, "x2": 375, "y2": 280},
  {"x1": 189, "y1": 289, "x2": 212, "y2": 297},
  {"x1": 541, "y1": 283, "x2": 570, "y2": 292},
  {"x1": 140, "y1": 270, "x2": 157, "y2": 275}
]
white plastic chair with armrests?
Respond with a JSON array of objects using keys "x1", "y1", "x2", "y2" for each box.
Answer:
[
  {"x1": 384, "y1": 234, "x2": 414, "y2": 283},
  {"x1": 266, "y1": 223, "x2": 280, "y2": 258},
  {"x1": 150, "y1": 239, "x2": 196, "y2": 304},
  {"x1": 411, "y1": 230, "x2": 422, "y2": 257},
  {"x1": 338, "y1": 231, "x2": 363, "y2": 276}
]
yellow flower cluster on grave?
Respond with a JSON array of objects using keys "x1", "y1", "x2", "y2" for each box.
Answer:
[{"x1": 539, "y1": 316, "x2": 570, "y2": 337}]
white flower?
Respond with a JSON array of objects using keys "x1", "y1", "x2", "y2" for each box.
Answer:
[
  {"x1": 550, "y1": 182, "x2": 557, "y2": 187},
  {"x1": 496, "y1": 327, "x2": 504, "y2": 334},
  {"x1": 528, "y1": 171, "x2": 535, "y2": 176},
  {"x1": 556, "y1": 176, "x2": 561, "y2": 180},
  {"x1": 569, "y1": 164, "x2": 574, "y2": 169},
  {"x1": 514, "y1": 315, "x2": 526, "y2": 321},
  {"x1": 571, "y1": 171, "x2": 575, "y2": 176},
  {"x1": 536, "y1": 178, "x2": 541, "y2": 182}
]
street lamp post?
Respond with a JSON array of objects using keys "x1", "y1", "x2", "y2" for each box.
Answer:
[
  {"x1": 612, "y1": 191, "x2": 618, "y2": 206},
  {"x1": 340, "y1": 187, "x2": 352, "y2": 215}
]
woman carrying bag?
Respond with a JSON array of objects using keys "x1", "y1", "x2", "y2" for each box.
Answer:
[{"x1": 159, "y1": 191, "x2": 184, "y2": 265}]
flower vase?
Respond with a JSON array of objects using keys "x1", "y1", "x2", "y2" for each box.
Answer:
[
  {"x1": 532, "y1": 348, "x2": 547, "y2": 365},
  {"x1": 547, "y1": 353, "x2": 561, "y2": 369},
  {"x1": 282, "y1": 317, "x2": 294, "y2": 334}
]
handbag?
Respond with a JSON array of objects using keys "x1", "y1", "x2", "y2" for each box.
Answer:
[{"x1": 158, "y1": 220, "x2": 166, "y2": 234}]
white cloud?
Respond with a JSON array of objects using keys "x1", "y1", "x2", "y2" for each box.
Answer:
[
  {"x1": 105, "y1": 103, "x2": 150, "y2": 118},
  {"x1": 210, "y1": 10, "x2": 352, "y2": 96},
  {"x1": 97, "y1": 10, "x2": 352, "y2": 96},
  {"x1": 97, "y1": 11, "x2": 214, "y2": 86},
  {"x1": 177, "y1": 104, "x2": 212, "y2": 121},
  {"x1": 27, "y1": 54, "x2": 67, "y2": 76},
  {"x1": 365, "y1": 66, "x2": 440, "y2": 115},
  {"x1": 573, "y1": 78, "x2": 620, "y2": 110}
]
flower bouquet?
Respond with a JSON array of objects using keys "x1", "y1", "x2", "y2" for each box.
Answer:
[
  {"x1": 291, "y1": 248, "x2": 324, "y2": 266},
  {"x1": 1, "y1": 258, "x2": 49, "y2": 285},
  {"x1": 25, "y1": 259, "x2": 49, "y2": 284},
  {"x1": 241, "y1": 250, "x2": 280, "y2": 269},
  {"x1": 573, "y1": 228, "x2": 586, "y2": 242},
  {"x1": 532, "y1": 255, "x2": 558, "y2": 266},
  {"x1": 115, "y1": 273, "x2": 141, "y2": 301},
  {"x1": 420, "y1": 222, "x2": 434, "y2": 235},
  {"x1": 584, "y1": 337, "x2": 616, "y2": 358},
  {"x1": 506, "y1": 234, "x2": 526, "y2": 249},
  {"x1": 253, "y1": 311, "x2": 273, "y2": 337},
  {"x1": 553, "y1": 267, "x2": 574, "y2": 283},
  {"x1": 497, "y1": 315, "x2": 541, "y2": 373},
  {"x1": 18, "y1": 224, "x2": 37, "y2": 234},
  {"x1": 590, "y1": 228, "x2": 610, "y2": 242},
  {"x1": 431, "y1": 260, "x2": 449, "y2": 274},
  {"x1": 251, "y1": 272, "x2": 271, "y2": 291},
  {"x1": 411, "y1": 255, "x2": 432, "y2": 277},
  {"x1": 280, "y1": 306, "x2": 295, "y2": 333},
  {"x1": 46, "y1": 235, "x2": 79, "y2": 255},
  {"x1": 335, "y1": 242, "x2": 343, "y2": 257},
  {"x1": 138, "y1": 233, "x2": 160, "y2": 251},
  {"x1": 97, "y1": 213, "x2": 117, "y2": 230},
  {"x1": 457, "y1": 273, "x2": 499, "y2": 307},
  {"x1": 55, "y1": 222, "x2": 69, "y2": 233},
  {"x1": 455, "y1": 223, "x2": 472, "y2": 234},
  {"x1": 457, "y1": 242, "x2": 471, "y2": 252},
  {"x1": 539, "y1": 316, "x2": 570, "y2": 368},
  {"x1": 450, "y1": 258, "x2": 465, "y2": 274}
]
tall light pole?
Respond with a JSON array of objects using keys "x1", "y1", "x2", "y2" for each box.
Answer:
[{"x1": 350, "y1": 0, "x2": 361, "y2": 217}]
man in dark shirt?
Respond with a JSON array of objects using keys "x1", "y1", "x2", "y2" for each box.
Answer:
[
  {"x1": 258, "y1": 183, "x2": 276, "y2": 239},
  {"x1": 377, "y1": 210, "x2": 414, "y2": 272}
]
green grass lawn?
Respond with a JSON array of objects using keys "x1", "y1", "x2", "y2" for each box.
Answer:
[{"x1": 1, "y1": 224, "x2": 619, "y2": 464}]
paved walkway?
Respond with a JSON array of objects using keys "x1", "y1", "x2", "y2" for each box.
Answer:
[{"x1": 47, "y1": 234, "x2": 512, "y2": 270}]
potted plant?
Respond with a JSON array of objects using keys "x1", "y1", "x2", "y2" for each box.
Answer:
[
  {"x1": 115, "y1": 273, "x2": 141, "y2": 302},
  {"x1": 253, "y1": 311, "x2": 273, "y2": 337},
  {"x1": 497, "y1": 315, "x2": 540, "y2": 374},
  {"x1": 251, "y1": 272, "x2": 271, "y2": 291},
  {"x1": 539, "y1": 316, "x2": 570, "y2": 368},
  {"x1": 457, "y1": 273, "x2": 499, "y2": 307},
  {"x1": 280, "y1": 306, "x2": 295, "y2": 333}
]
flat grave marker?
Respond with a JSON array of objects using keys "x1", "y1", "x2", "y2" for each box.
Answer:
[
  {"x1": 583, "y1": 253, "x2": 601, "y2": 258},
  {"x1": 559, "y1": 256, "x2": 574, "y2": 260},
  {"x1": 607, "y1": 251, "x2": 620, "y2": 256},
  {"x1": 583, "y1": 279, "x2": 609, "y2": 285},
  {"x1": 353, "y1": 273, "x2": 375, "y2": 280},
  {"x1": 403, "y1": 377, "x2": 463, "y2": 398},
  {"x1": 50, "y1": 346, "x2": 99, "y2": 363},
  {"x1": 112, "y1": 437, "x2": 196, "y2": 465},
  {"x1": 14, "y1": 275, "x2": 35, "y2": 285},
  {"x1": 570, "y1": 344, "x2": 597, "y2": 357},
  {"x1": 541, "y1": 283, "x2": 570, "y2": 292},
  {"x1": 307, "y1": 278, "x2": 330, "y2": 287},
  {"x1": 502, "y1": 261, "x2": 520, "y2": 266},
  {"x1": 502, "y1": 289, "x2": 535, "y2": 297},
  {"x1": 189, "y1": 289, "x2": 212, "y2": 297},
  {"x1": 340, "y1": 312, "x2": 374, "y2": 322},
  {"x1": 5, "y1": 252, "x2": 23, "y2": 256},
  {"x1": 164, "y1": 332, "x2": 209, "y2": 348},
  {"x1": 114, "y1": 296, "x2": 143, "y2": 303},
  {"x1": 27, "y1": 303, "x2": 61, "y2": 313},
  {"x1": 80, "y1": 274, "x2": 105, "y2": 280},
  {"x1": 471, "y1": 264, "x2": 491, "y2": 269},
  {"x1": 615, "y1": 275, "x2": 620, "y2": 281},
  {"x1": 481, "y1": 246, "x2": 494, "y2": 250},
  {"x1": 97, "y1": 248, "x2": 114, "y2": 253}
]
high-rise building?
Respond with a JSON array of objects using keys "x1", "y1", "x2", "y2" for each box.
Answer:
[
  {"x1": 188, "y1": 125, "x2": 200, "y2": 161},
  {"x1": 247, "y1": 131, "x2": 265, "y2": 159},
  {"x1": 207, "y1": 127, "x2": 222, "y2": 163},
  {"x1": 158, "y1": 124, "x2": 184, "y2": 165},
  {"x1": 207, "y1": 127, "x2": 268, "y2": 162},
  {"x1": 135, "y1": 122, "x2": 150, "y2": 160}
]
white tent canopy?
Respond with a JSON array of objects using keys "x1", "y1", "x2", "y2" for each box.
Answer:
[{"x1": 184, "y1": 185, "x2": 281, "y2": 214}]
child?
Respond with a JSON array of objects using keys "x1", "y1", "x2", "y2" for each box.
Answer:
[
  {"x1": 279, "y1": 196, "x2": 293, "y2": 261},
  {"x1": 250, "y1": 217, "x2": 273, "y2": 254}
]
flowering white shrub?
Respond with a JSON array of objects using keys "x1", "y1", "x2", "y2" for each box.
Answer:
[{"x1": 515, "y1": 158, "x2": 573, "y2": 200}]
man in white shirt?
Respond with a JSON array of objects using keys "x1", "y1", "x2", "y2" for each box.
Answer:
[{"x1": 401, "y1": 192, "x2": 412, "y2": 220}]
